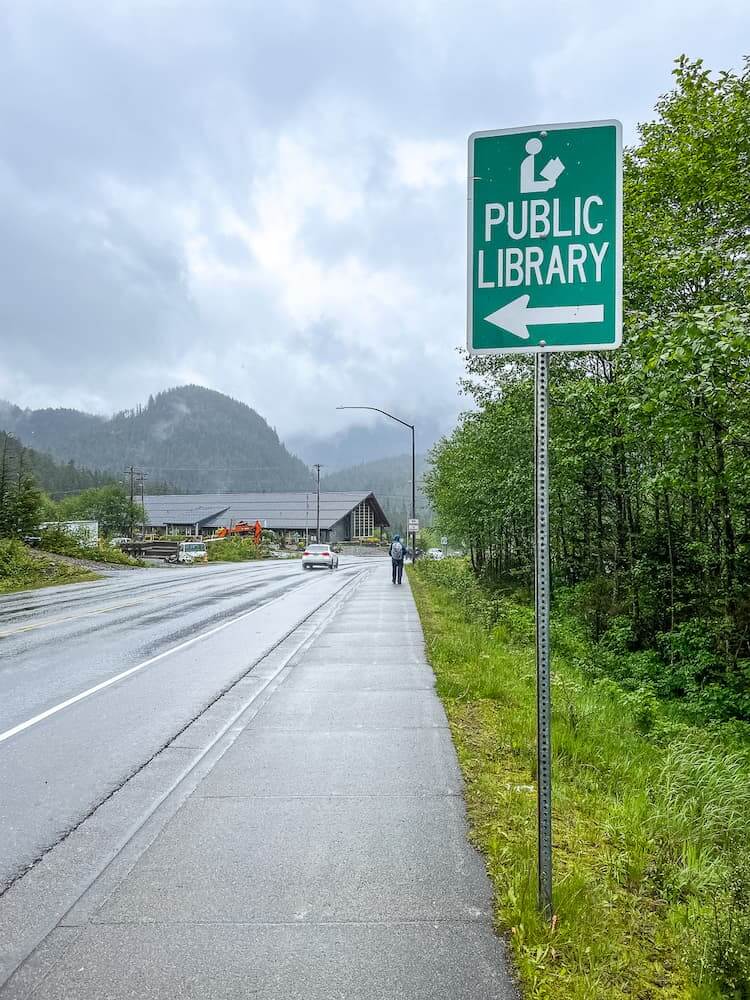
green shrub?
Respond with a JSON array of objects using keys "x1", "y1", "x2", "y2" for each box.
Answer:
[
  {"x1": 625, "y1": 686, "x2": 660, "y2": 733},
  {"x1": 39, "y1": 529, "x2": 144, "y2": 566},
  {"x1": 0, "y1": 539, "x2": 98, "y2": 592},
  {"x1": 558, "y1": 599, "x2": 750, "y2": 724},
  {"x1": 697, "y1": 858, "x2": 750, "y2": 998},
  {"x1": 207, "y1": 537, "x2": 272, "y2": 562}
]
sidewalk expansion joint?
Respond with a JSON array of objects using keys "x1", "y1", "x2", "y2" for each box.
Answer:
[
  {"x1": 85, "y1": 918, "x2": 490, "y2": 927},
  {"x1": 241, "y1": 725, "x2": 452, "y2": 732},
  {"x1": 196, "y1": 792, "x2": 465, "y2": 799}
]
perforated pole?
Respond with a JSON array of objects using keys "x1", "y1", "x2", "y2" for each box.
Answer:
[{"x1": 535, "y1": 351, "x2": 553, "y2": 917}]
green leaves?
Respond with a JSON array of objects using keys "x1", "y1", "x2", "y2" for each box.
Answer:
[
  {"x1": 625, "y1": 56, "x2": 750, "y2": 314},
  {"x1": 56, "y1": 485, "x2": 142, "y2": 537},
  {"x1": 0, "y1": 437, "x2": 44, "y2": 538},
  {"x1": 429, "y1": 54, "x2": 750, "y2": 719}
]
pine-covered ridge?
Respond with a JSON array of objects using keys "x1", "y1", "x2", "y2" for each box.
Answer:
[
  {"x1": 0, "y1": 385, "x2": 315, "y2": 493},
  {"x1": 0, "y1": 431, "x2": 115, "y2": 497}
]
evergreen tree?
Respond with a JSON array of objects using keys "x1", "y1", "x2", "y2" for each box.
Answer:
[{"x1": 0, "y1": 439, "x2": 43, "y2": 537}]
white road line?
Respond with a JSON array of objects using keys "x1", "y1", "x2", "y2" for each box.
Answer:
[{"x1": 0, "y1": 575, "x2": 327, "y2": 746}]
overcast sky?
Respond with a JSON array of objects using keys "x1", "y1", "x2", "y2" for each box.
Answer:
[{"x1": 0, "y1": 0, "x2": 747, "y2": 442}]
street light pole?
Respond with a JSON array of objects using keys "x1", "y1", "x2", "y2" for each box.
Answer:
[
  {"x1": 312, "y1": 464, "x2": 321, "y2": 542},
  {"x1": 411, "y1": 423, "x2": 416, "y2": 560},
  {"x1": 336, "y1": 406, "x2": 417, "y2": 561}
]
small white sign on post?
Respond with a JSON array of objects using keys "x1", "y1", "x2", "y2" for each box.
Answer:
[{"x1": 407, "y1": 518, "x2": 419, "y2": 533}]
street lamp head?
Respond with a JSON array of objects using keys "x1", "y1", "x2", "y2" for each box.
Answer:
[{"x1": 334, "y1": 404, "x2": 414, "y2": 430}]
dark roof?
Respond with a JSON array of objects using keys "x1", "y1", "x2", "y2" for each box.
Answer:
[
  {"x1": 143, "y1": 492, "x2": 389, "y2": 530},
  {"x1": 141, "y1": 503, "x2": 230, "y2": 526}
]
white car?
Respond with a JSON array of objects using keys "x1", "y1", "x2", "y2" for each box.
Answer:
[
  {"x1": 302, "y1": 544, "x2": 339, "y2": 570},
  {"x1": 427, "y1": 547, "x2": 445, "y2": 560}
]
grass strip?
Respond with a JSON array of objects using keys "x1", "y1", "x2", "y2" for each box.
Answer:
[{"x1": 409, "y1": 559, "x2": 750, "y2": 1000}]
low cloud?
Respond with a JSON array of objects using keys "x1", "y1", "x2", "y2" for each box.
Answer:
[{"x1": 0, "y1": 0, "x2": 747, "y2": 440}]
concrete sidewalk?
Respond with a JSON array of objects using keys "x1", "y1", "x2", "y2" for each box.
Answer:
[{"x1": 15, "y1": 569, "x2": 517, "y2": 998}]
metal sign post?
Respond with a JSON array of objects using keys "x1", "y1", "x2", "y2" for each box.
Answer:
[
  {"x1": 408, "y1": 517, "x2": 419, "y2": 559},
  {"x1": 466, "y1": 119, "x2": 623, "y2": 917},
  {"x1": 534, "y1": 352, "x2": 552, "y2": 916}
]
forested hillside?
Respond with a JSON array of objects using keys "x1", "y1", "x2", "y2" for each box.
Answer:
[
  {"x1": 320, "y1": 454, "x2": 431, "y2": 534},
  {"x1": 0, "y1": 386, "x2": 314, "y2": 493},
  {"x1": 426, "y1": 57, "x2": 750, "y2": 721},
  {"x1": 0, "y1": 431, "x2": 115, "y2": 497}
]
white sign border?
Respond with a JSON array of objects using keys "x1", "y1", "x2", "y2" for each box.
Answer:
[{"x1": 466, "y1": 119, "x2": 623, "y2": 356}]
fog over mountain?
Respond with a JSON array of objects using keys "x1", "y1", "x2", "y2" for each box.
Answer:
[
  {"x1": 0, "y1": 386, "x2": 314, "y2": 494},
  {"x1": 1, "y1": 3, "x2": 745, "y2": 444},
  {"x1": 289, "y1": 416, "x2": 443, "y2": 473},
  {"x1": 0, "y1": 430, "x2": 117, "y2": 497}
]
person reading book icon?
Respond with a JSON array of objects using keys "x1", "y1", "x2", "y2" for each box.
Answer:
[{"x1": 520, "y1": 138, "x2": 565, "y2": 193}]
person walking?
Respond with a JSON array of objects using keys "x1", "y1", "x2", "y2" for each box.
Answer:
[{"x1": 389, "y1": 533, "x2": 405, "y2": 585}]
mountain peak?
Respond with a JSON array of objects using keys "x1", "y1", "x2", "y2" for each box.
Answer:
[{"x1": 0, "y1": 387, "x2": 312, "y2": 493}]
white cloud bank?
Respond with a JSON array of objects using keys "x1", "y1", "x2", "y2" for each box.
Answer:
[{"x1": 0, "y1": 0, "x2": 747, "y2": 441}]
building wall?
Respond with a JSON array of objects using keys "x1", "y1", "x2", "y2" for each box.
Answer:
[{"x1": 328, "y1": 517, "x2": 350, "y2": 543}]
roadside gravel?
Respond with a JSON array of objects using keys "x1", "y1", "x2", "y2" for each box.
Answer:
[{"x1": 26, "y1": 547, "x2": 147, "y2": 575}]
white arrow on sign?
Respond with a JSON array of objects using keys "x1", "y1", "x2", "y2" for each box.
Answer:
[{"x1": 484, "y1": 295, "x2": 604, "y2": 340}]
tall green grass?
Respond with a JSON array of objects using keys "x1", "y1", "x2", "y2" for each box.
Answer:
[
  {"x1": 0, "y1": 539, "x2": 99, "y2": 593},
  {"x1": 410, "y1": 558, "x2": 750, "y2": 999},
  {"x1": 39, "y1": 529, "x2": 145, "y2": 566}
]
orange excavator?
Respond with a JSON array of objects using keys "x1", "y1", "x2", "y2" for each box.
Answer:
[{"x1": 216, "y1": 520, "x2": 263, "y2": 543}]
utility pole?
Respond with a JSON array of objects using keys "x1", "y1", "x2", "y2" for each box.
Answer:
[
  {"x1": 134, "y1": 470, "x2": 148, "y2": 539},
  {"x1": 312, "y1": 465, "x2": 321, "y2": 542},
  {"x1": 126, "y1": 466, "x2": 135, "y2": 538}
]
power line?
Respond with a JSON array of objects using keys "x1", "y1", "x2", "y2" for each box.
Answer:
[{"x1": 135, "y1": 466, "x2": 296, "y2": 472}]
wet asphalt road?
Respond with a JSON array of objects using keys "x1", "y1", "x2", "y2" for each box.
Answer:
[{"x1": 0, "y1": 558, "x2": 365, "y2": 889}]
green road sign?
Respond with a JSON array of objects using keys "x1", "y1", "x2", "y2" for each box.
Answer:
[{"x1": 467, "y1": 120, "x2": 622, "y2": 354}]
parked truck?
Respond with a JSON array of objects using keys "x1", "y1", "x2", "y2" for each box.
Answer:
[{"x1": 120, "y1": 540, "x2": 207, "y2": 563}]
